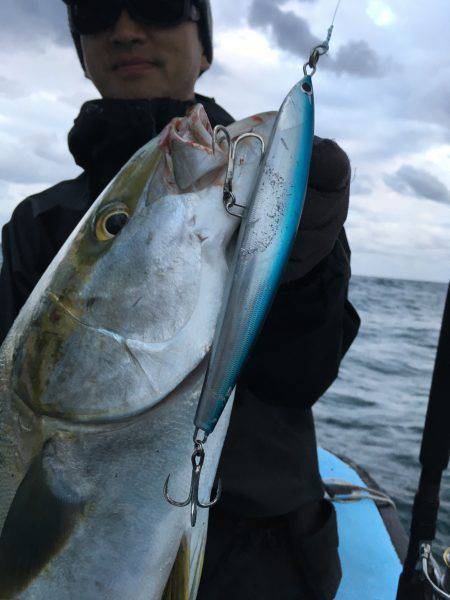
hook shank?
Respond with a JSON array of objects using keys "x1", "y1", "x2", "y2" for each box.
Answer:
[{"x1": 213, "y1": 125, "x2": 265, "y2": 218}]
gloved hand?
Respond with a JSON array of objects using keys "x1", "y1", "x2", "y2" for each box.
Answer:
[
  {"x1": 282, "y1": 136, "x2": 351, "y2": 282},
  {"x1": 308, "y1": 136, "x2": 351, "y2": 193}
]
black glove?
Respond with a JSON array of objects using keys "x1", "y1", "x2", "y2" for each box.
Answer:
[
  {"x1": 282, "y1": 136, "x2": 351, "y2": 283},
  {"x1": 308, "y1": 136, "x2": 351, "y2": 193}
]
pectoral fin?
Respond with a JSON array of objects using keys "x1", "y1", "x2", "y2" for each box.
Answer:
[{"x1": 0, "y1": 447, "x2": 85, "y2": 598}]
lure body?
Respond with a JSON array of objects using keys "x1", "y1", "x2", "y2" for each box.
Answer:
[{"x1": 195, "y1": 76, "x2": 315, "y2": 436}]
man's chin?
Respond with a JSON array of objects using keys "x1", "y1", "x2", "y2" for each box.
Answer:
[{"x1": 105, "y1": 78, "x2": 169, "y2": 101}]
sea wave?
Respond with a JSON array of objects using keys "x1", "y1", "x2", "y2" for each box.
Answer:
[{"x1": 315, "y1": 275, "x2": 449, "y2": 554}]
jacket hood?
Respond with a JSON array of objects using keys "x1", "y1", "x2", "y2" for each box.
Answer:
[{"x1": 68, "y1": 95, "x2": 234, "y2": 199}]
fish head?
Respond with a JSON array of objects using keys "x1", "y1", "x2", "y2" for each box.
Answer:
[{"x1": 8, "y1": 105, "x2": 237, "y2": 424}]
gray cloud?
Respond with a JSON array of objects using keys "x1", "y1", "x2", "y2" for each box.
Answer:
[
  {"x1": 0, "y1": 0, "x2": 71, "y2": 49},
  {"x1": 385, "y1": 165, "x2": 450, "y2": 205},
  {"x1": 206, "y1": 60, "x2": 229, "y2": 78},
  {"x1": 0, "y1": 76, "x2": 27, "y2": 99},
  {"x1": 0, "y1": 132, "x2": 77, "y2": 186},
  {"x1": 333, "y1": 40, "x2": 384, "y2": 78},
  {"x1": 25, "y1": 132, "x2": 69, "y2": 165},
  {"x1": 248, "y1": 0, "x2": 319, "y2": 59},
  {"x1": 351, "y1": 172, "x2": 373, "y2": 196},
  {"x1": 248, "y1": 0, "x2": 384, "y2": 78},
  {"x1": 402, "y1": 72, "x2": 450, "y2": 137},
  {"x1": 357, "y1": 121, "x2": 446, "y2": 162}
]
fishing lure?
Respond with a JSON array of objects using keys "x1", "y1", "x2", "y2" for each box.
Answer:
[{"x1": 165, "y1": 5, "x2": 341, "y2": 526}]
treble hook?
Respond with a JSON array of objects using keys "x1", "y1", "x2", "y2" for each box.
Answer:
[
  {"x1": 213, "y1": 125, "x2": 265, "y2": 218},
  {"x1": 164, "y1": 433, "x2": 221, "y2": 527}
]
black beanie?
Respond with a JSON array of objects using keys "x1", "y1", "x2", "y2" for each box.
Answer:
[{"x1": 68, "y1": 0, "x2": 213, "y2": 71}]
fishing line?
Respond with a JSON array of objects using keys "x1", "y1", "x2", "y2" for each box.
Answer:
[
  {"x1": 325, "y1": 0, "x2": 344, "y2": 50},
  {"x1": 331, "y1": 0, "x2": 343, "y2": 28},
  {"x1": 303, "y1": 0, "x2": 343, "y2": 76}
]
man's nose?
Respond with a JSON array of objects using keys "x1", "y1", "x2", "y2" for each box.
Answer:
[{"x1": 110, "y1": 10, "x2": 148, "y2": 46}]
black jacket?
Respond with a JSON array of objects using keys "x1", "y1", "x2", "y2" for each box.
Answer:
[{"x1": 0, "y1": 94, "x2": 360, "y2": 599}]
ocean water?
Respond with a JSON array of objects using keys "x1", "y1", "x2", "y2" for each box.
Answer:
[{"x1": 315, "y1": 275, "x2": 449, "y2": 557}]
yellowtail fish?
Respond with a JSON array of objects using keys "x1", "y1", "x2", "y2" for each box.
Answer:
[{"x1": 0, "y1": 105, "x2": 276, "y2": 599}]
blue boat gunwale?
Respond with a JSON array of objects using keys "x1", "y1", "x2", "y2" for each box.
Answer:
[
  {"x1": 327, "y1": 448, "x2": 408, "y2": 564},
  {"x1": 319, "y1": 447, "x2": 408, "y2": 599}
]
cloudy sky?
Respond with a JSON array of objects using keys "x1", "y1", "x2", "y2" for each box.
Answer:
[{"x1": 1, "y1": 0, "x2": 449, "y2": 282}]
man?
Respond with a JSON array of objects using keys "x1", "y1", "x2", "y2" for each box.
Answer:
[{"x1": 0, "y1": 1, "x2": 360, "y2": 598}]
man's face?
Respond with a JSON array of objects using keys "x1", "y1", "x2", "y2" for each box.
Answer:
[{"x1": 80, "y1": 10, "x2": 210, "y2": 101}]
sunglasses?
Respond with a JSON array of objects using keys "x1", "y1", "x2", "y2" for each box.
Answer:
[{"x1": 63, "y1": 0, "x2": 200, "y2": 35}]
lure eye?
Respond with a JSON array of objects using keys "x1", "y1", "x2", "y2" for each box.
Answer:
[
  {"x1": 302, "y1": 81, "x2": 312, "y2": 95},
  {"x1": 94, "y1": 203, "x2": 130, "y2": 241}
]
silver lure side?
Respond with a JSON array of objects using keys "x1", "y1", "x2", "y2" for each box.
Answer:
[{"x1": 195, "y1": 76, "x2": 315, "y2": 436}]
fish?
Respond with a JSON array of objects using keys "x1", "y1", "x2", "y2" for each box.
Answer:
[
  {"x1": 0, "y1": 104, "x2": 277, "y2": 599},
  {"x1": 195, "y1": 75, "x2": 315, "y2": 437}
]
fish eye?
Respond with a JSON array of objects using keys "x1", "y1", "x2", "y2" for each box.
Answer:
[
  {"x1": 302, "y1": 81, "x2": 312, "y2": 95},
  {"x1": 94, "y1": 203, "x2": 130, "y2": 241}
]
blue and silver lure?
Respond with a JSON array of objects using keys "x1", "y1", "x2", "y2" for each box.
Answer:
[
  {"x1": 194, "y1": 74, "x2": 315, "y2": 435},
  {"x1": 165, "y1": 12, "x2": 340, "y2": 525},
  {"x1": 193, "y1": 7, "x2": 342, "y2": 439}
]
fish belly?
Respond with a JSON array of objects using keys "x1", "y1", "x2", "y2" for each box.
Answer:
[{"x1": 0, "y1": 364, "x2": 233, "y2": 599}]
